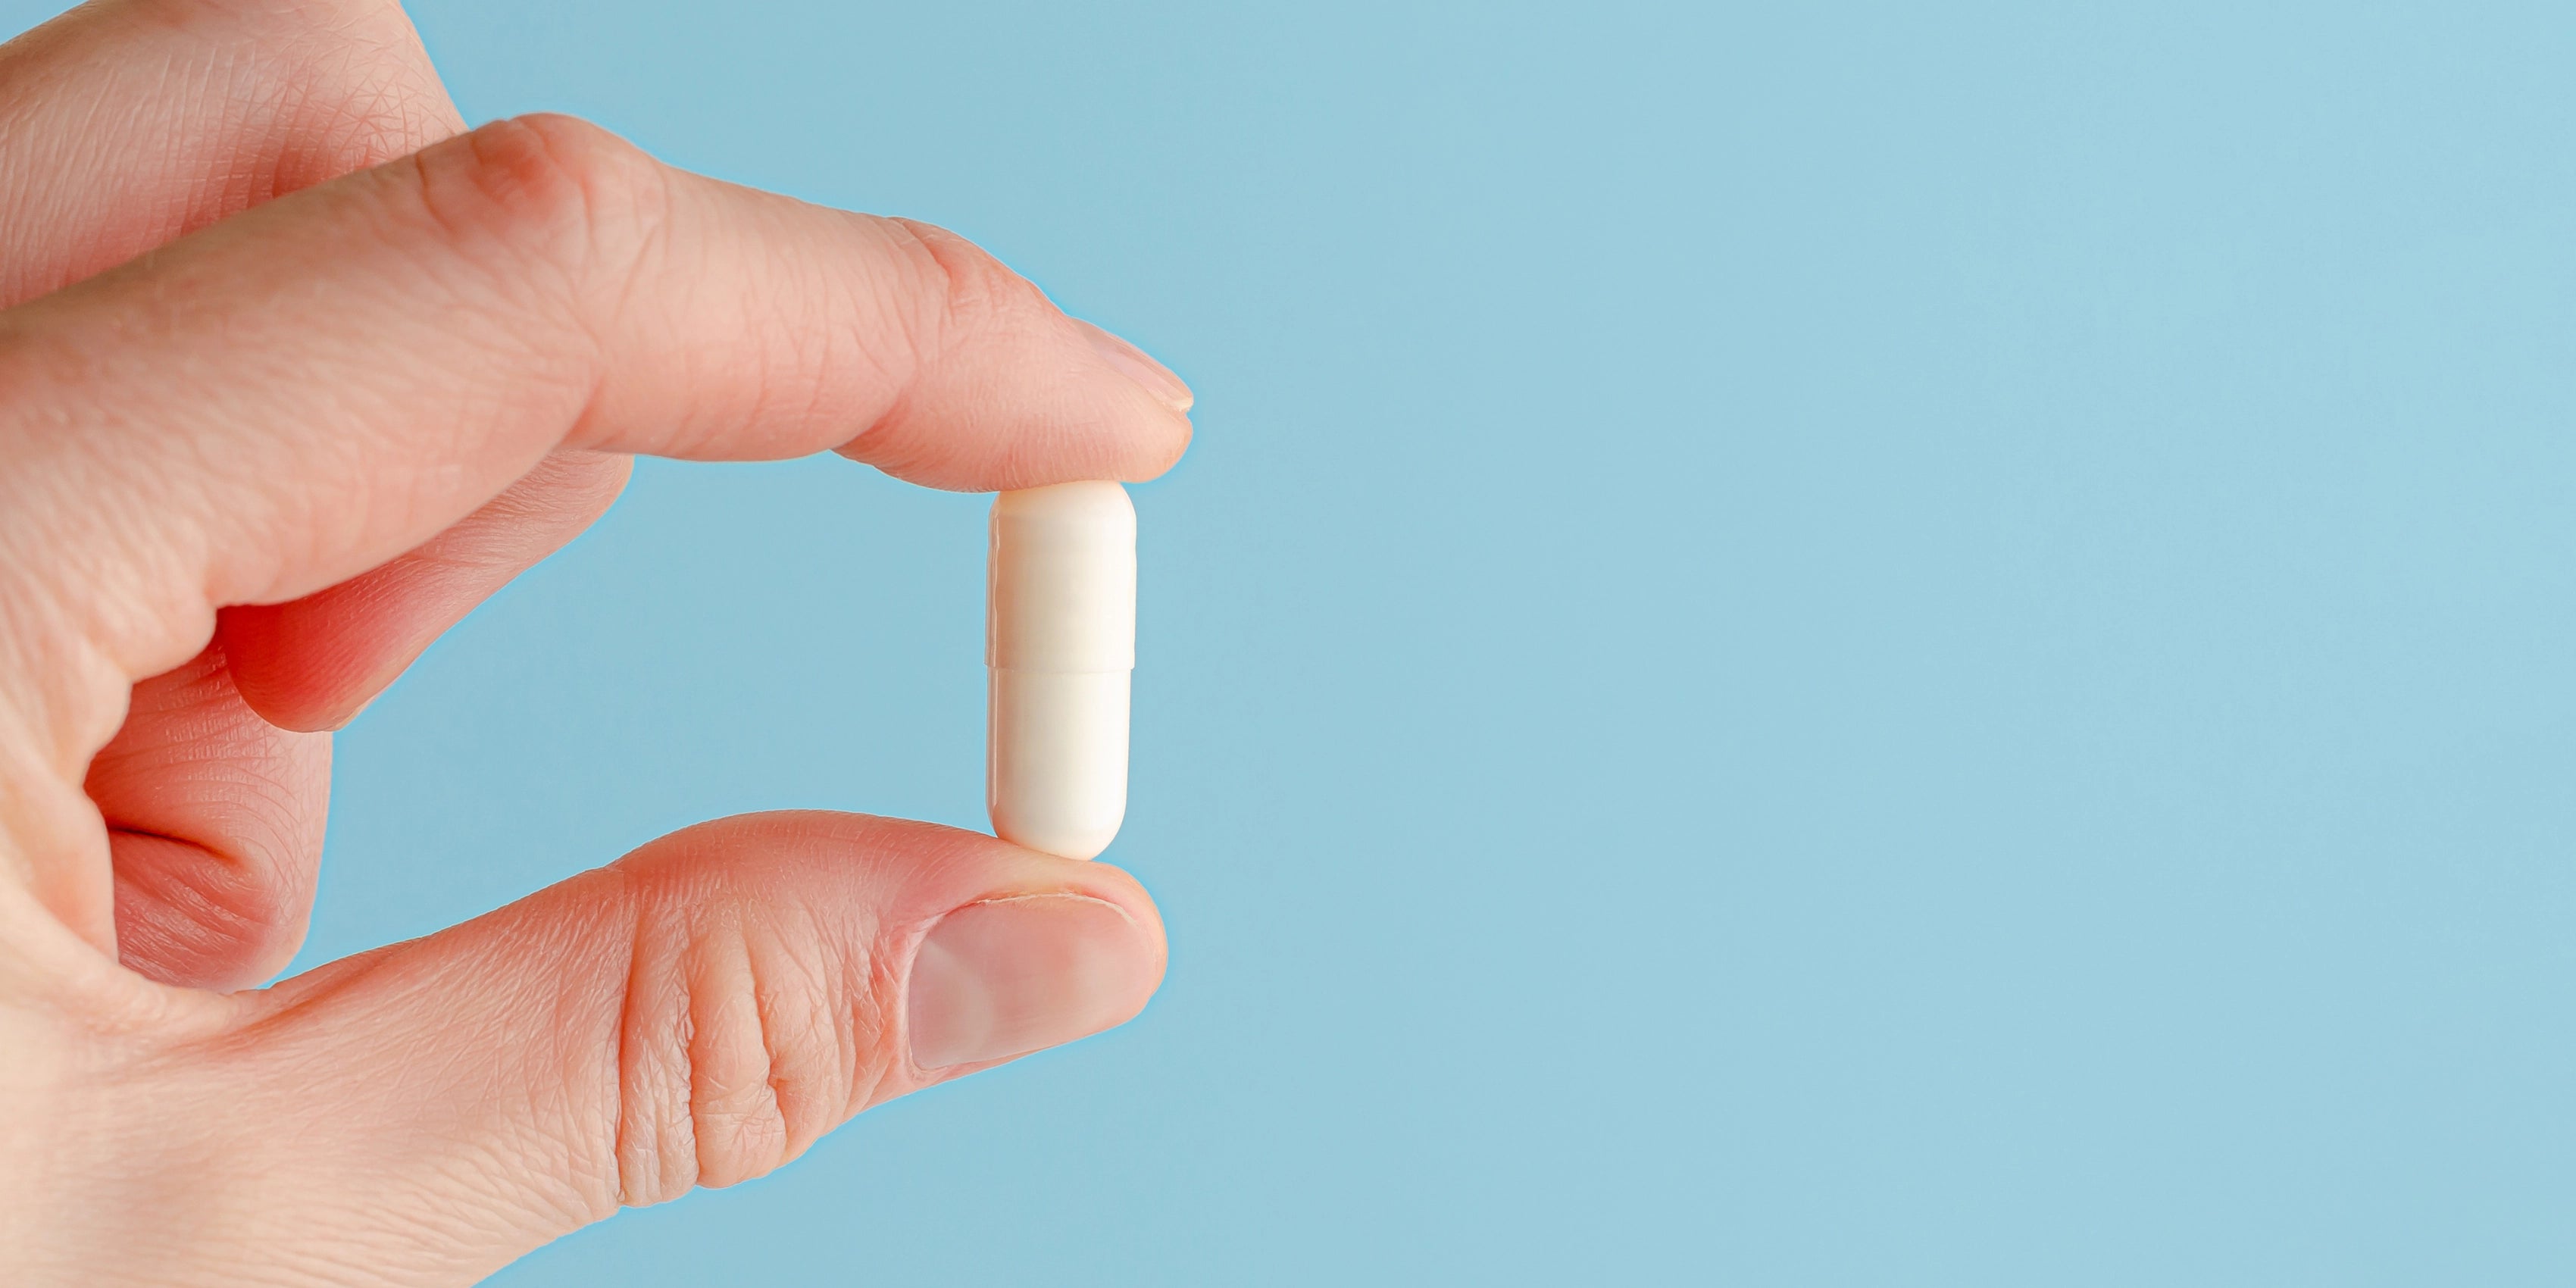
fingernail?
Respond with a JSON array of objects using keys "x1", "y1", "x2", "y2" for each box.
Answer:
[
  {"x1": 1077, "y1": 320, "x2": 1194, "y2": 414},
  {"x1": 906, "y1": 894, "x2": 1159, "y2": 1071}
]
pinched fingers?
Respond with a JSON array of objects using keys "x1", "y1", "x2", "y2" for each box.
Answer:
[{"x1": 0, "y1": 111, "x2": 1190, "y2": 955}]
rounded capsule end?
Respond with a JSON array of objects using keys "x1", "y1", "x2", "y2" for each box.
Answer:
[
  {"x1": 988, "y1": 668, "x2": 1130, "y2": 861},
  {"x1": 991, "y1": 479, "x2": 1136, "y2": 527}
]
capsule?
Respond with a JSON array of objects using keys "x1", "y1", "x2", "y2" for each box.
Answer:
[{"x1": 987, "y1": 481, "x2": 1135, "y2": 860}]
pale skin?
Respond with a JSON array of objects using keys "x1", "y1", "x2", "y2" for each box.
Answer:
[{"x1": 0, "y1": 0, "x2": 1190, "y2": 1282}]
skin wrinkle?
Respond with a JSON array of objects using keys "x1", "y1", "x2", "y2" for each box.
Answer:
[
  {"x1": 654, "y1": 911, "x2": 701, "y2": 1205},
  {"x1": 603, "y1": 933, "x2": 655, "y2": 1209},
  {"x1": 752, "y1": 933, "x2": 803, "y2": 1166},
  {"x1": 731, "y1": 909, "x2": 794, "y2": 1181},
  {"x1": 111, "y1": 833, "x2": 280, "y2": 979},
  {"x1": 108, "y1": 762, "x2": 300, "y2": 906},
  {"x1": 683, "y1": 908, "x2": 782, "y2": 1188},
  {"x1": 203, "y1": 48, "x2": 267, "y2": 215},
  {"x1": 836, "y1": 930, "x2": 881, "y2": 1119},
  {"x1": 604, "y1": 896, "x2": 651, "y2": 1218},
  {"x1": 102, "y1": 686, "x2": 322, "y2": 981},
  {"x1": 702, "y1": 202, "x2": 821, "y2": 460},
  {"x1": 828, "y1": 219, "x2": 952, "y2": 474},
  {"x1": 754, "y1": 214, "x2": 899, "y2": 463},
  {"x1": 615, "y1": 886, "x2": 701, "y2": 1209},
  {"x1": 744, "y1": 894, "x2": 843, "y2": 1168},
  {"x1": 596, "y1": 856, "x2": 894, "y2": 1208}
]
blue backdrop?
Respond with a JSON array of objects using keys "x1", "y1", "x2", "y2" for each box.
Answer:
[{"x1": 14, "y1": 0, "x2": 2576, "y2": 1282}]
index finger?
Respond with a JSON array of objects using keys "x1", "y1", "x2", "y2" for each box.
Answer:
[{"x1": 0, "y1": 112, "x2": 1190, "y2": 681}]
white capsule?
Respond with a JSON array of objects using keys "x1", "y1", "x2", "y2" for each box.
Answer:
[{"x1": 987, "y1": 481, "x2": 1136, "y2": 860}]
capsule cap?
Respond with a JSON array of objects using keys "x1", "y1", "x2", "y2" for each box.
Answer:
[{"x1": 987, "y1": 481, "x2": 1137, "y2": 671}]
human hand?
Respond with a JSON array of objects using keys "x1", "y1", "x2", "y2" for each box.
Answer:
[{"x1": 0, "y1": 2, "x2": 1189, "y2": 1282}]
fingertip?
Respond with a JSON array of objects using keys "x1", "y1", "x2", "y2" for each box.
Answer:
[
  {"x1": 1075, "y1": 319, "x2": 1193, "y2": 415},
  {"x1": 214, "y1": 600, "x2": 385, "y2": 733},
  {"x1": 818, "y1": 224, "x2": 1193, "y2": 492}
]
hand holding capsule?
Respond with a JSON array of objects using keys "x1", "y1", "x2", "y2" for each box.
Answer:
[{"x1": 0, "y1": 1, "x2": 1190, "y2": 1280}]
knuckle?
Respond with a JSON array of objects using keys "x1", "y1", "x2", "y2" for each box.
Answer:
[
  {"x1": 881, "y1": 217, "x2": 1053, "y2": 352},
  {"x1": 404, "y1": 114, "x2": 670, "y2": 292},
  {"x1": 612, "y1": 891, "x2": 886, "y2": 1206}
]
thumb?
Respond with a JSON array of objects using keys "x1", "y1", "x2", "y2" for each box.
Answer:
[{"x1": 208, "y1": 811, "x2": 1165, "y2": 1281}]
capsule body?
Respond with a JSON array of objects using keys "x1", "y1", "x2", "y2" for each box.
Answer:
[{"x1": 987, "y1": 481, "x2": 1135, "y2": 860}]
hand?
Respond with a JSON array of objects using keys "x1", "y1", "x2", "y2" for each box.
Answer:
[{"x1": 0, "y1": 1, "x2": 1189, "y2": 1282}]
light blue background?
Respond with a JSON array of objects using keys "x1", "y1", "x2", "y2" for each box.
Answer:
[{"x1": 16, "y1": 0, "x2": 2576, "y2": 1281}]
